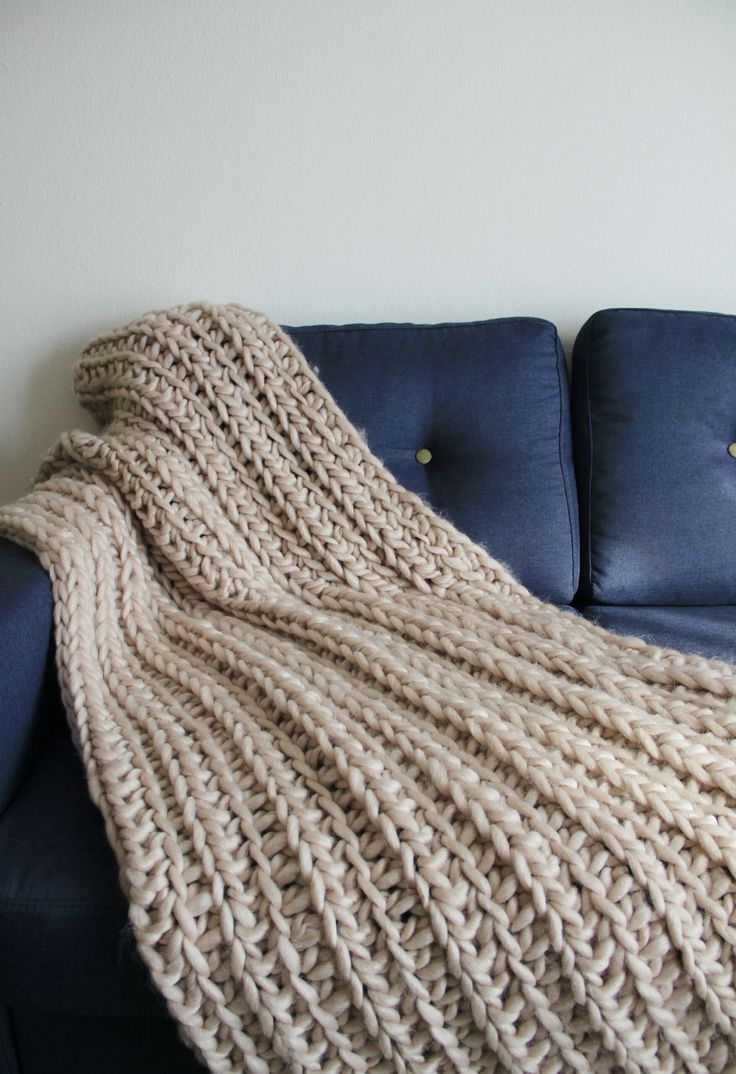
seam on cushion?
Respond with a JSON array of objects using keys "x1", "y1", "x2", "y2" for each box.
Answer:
[{"x1": 553, "y1": 327, "x2": 577, "y2": 600}]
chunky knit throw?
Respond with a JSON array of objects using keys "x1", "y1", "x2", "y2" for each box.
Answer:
[{"x1": 3, "y1": 303, "x2": 736, "y2": 1074}]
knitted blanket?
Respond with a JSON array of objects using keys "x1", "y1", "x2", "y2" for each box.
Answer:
[{"x1": 3, "y1": 303, "x2": 736, "y2": 1074}]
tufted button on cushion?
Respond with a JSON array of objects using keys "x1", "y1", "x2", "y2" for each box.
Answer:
[
  {"x1": 572, "y1": 307, "x2": 736, "y2": 604},
  {"x1": 286, "y1": 317, "x2": 579, "y2": 603}
]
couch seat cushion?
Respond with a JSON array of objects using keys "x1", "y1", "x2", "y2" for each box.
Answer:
[
  {"x1": 10, "y1": 1012, "x2": 207, "y2": 1074},
  {"x1": 0, "y1": 723, "x2": 166, "y2": 1018},
  {"x1": 288, "y1": 318, "x2": 579, "y2": 603},
  {"x1": 578, "y1": 603, "x2": 736, "y2": 663}
]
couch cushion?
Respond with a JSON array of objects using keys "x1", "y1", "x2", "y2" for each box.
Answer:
[
  {"x1": 572, "y1": 307, "x2": 736, "y2": 604},
  {"x1": 578, "y1": 604, "x2": 736, "y2": 663},
  {"x1": 0, "y1": 538, "x2": 55, "y2": 814},
  {"x1": 288, "y1": 318, "x2": 579, "y2": 603},
  {"x1": 0, "y1": 723, "x2": 166, "y2": 1018},
  {"x1": 10, "y1": 1012, "x2": 207, "y2": 1074}
]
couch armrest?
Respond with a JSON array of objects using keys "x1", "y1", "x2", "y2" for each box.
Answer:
[{"x1": 0, "y1": 536, "x2": 55, "y2": 815}]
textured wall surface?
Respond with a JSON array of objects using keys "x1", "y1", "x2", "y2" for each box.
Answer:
[{"x1": 1, "y1": 0, "x2": 735, "y2": 502}]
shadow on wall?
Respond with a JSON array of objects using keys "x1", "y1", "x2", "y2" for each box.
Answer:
[
  {"x1": 559, "y1": 333, "x2": 574, "y2": 372},
  {"x1": 0, "y1": 341, "x2": 97, "y2": 507}
]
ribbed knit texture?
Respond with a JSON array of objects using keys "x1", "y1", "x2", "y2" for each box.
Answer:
[{"x1": 2, "y1": 303, "x2": 736, "y2": 1074}]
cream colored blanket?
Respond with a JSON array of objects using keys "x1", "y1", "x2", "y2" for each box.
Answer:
[{"x1": 3, "y1": 303, "x2": 736, "y2": 1074}]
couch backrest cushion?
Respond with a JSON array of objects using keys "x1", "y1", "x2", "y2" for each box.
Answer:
[
  {"x1": 572, "y1": 307, "x2": 736, "y2": 604},
  {"x1": 286, "y1": 317, "x2": 579, "y2": 603}
]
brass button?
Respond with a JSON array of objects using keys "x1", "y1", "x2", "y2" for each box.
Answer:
[
  {"x1": 415, "y1": 447, "x2": 432, "y2": 465},
  {"x1": 728, "y1": 443, "x2": 736, "y2": 458}
]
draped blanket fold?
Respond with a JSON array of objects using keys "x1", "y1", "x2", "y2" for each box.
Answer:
[{"x1": 4, "y1": 303, "x2": 736, "y2": 1074}]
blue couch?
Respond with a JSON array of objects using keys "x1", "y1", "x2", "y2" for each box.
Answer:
[{"x1": 2, "y1": 306, "x2": 736, "y2": 1073}]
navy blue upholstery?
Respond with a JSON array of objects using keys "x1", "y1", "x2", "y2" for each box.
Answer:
[
  {"x1": 10, "y1": 1013, "x2": 204, "y2": 1074},
  {"x1": 572, "y1": 307, "x2": 736, "y2": 604},
  {"x1": 0, "y1": 540, "x2": 55, "y2": 814},
  {"x1": 0, "y1": 725, "x2": 160, "y2": 1018},
  {"x1": 288, "y1": 319, "x2": 579, "y2": 604},
  {"x1": 578, "y1": 604, "x2": 736, "y2": 664}
]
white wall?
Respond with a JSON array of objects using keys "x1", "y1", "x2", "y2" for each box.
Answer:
[{"x1": 2, "y1": 0, "x2": 736, "y2": 503}]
